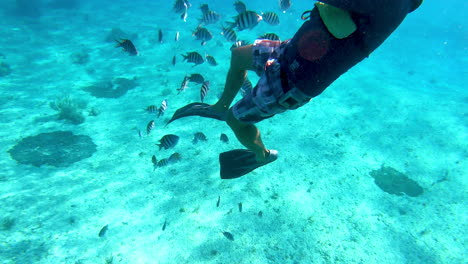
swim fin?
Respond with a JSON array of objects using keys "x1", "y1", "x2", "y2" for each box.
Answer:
[
  {"x1": 166, "y1": 103, "x2": 227, "y2": 125},
  {"x1": 219, "y1": 149, "x2": 278, "y2": 179}
]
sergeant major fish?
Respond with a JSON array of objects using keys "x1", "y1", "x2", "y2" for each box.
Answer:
[
  {"x1": 182, "y1": 51, "x2": 204, "y2": 65},
  {"x1": 178, "y1": 75, "x2": 190, "y2": 94},
  {"x1": 200, "y1": 81, "x2": 210, "y2": 102},
  {"x1": 157, "y1": 134, "x2": 180, "y2": 150},
  {"x1": 115, "y1": 39, "x2": 138, "y2": 56}
]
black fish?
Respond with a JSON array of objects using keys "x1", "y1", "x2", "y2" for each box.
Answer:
[
  {"x1": 216, "y1": 195, "x2": 220, "y2": 207},
  {"x1": 158, "y1": 29, "x2": 163, "y2": 43},
  {"x1": 228, "y1": 11, "x2": 262, "y2": 31},
  {"x1": 262, "y1": 12, "x2": 280, "y2": 25},
  {"x1": 157, "y1": 134, "x2": 180, "y2": 150},
  {"x1": 234, "y1": 1, "x2": 246, "y2": 14},
  {"x1": 240, "y1": 78, "x2": 253, "y2": 96},
  {"x1": 98, "y1": 225, "x2": 108, "y2": 237},
  {"x1": 258, "y1": 32, "x2": 281, "y2": 41},
  {"x1": 192, "y1": 132, "x2": 207, "y2": 144},
  {"x1": 188, "y1": 73, "x2": 205, "y2": 84},
  {"x1": 146, "y1": 120, "x2": 155, "y2": 135},
  {"x1": 172, "y1": 55, "x2": 176, "y2": 66},
  {"x1": 151, "y1": 155, "x2": 158, "y2": 170},
  {"x1": 220, "y1": 133, "x2": 229, "y2": 143},
  {"x1": 173, "y1": 0, "x2": 190, "y2": 14},
  {"x1": 238, "y1": 202, "x2": 242, "y2": 212},
  {"x1": 258, "y1": 211, "x2": 263, "y2": 217},
  {"x1": 200, "y1": 81, "x2": 210, "y2": 102},
  {"x1": 182, "y1": 51, "x2": 204, "y2": 65},
  {"x1": 199, "y1": 10, "x2": 221, "y2": 25},
  {"x1": 205, "y1": 55, "x2": 217, "y2": 66},
  {"x1": 162, "y1": 219, "x2": 167, "y2": 231},
  {"x1": 222, "y1": 231, "x2": 234, "y2": 241},
  {"x1": 145, "y1": 105, "x2": 158, "y2": 113},
  {"x1": 168, "y1": 152, "x2": 181, "y2": 163},
  {"x1": 279, "y1": 0, "x2": 291, "y2": 12},
  {"x1": 178, "y1": 75, "x2": 190, "y2": 94},
  {"x1": 193, "y1": 26, "x2": 213, "y2": 45},
  {"x1": 158, "y1": 99, "x2": 168, "y2": 117},
  {"x1": 115, "y1": 39, "x2": 138, "y2": 56},
  {"x1": 221, "y1": 26, "x2": 237, "y2": 43}
]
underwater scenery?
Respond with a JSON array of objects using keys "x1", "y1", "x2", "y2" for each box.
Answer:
[{"x1": 0, "y1": 0, "x2": 466, "y2": 263}]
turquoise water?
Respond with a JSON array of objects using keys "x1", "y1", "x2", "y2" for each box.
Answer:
[{"x1": 0, "y1": 0, "x2": 466, "y2": 263}]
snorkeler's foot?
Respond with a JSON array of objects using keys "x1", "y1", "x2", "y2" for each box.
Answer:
[
  {"x1": 219, "y1": 149, "x2": 278, "y2": 179},
  {"x1": 166, "y1": 103, "x2": 227, "y2": 125}
]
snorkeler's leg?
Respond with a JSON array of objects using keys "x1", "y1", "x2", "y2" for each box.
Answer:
[
  {"x1": 225, "y1": 109, "x2": 269, "y2": 162},
  {"x1": 212, "y1": 45, "x2": 254, "y2": 112}
]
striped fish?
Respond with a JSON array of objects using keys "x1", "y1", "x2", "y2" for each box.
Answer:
[
  {"x1": 177, "y1": 75, "x2": 190, "y2": 94},
  {"x1": 157, "y1": 158, "x2": 170, "y2": 167},
  {"x1": 259, "y1": 32, "x2": 281, "y2": 41},
  {"x1": 182, "y1": 51, "x2": 204, "y2": 65},
  {"x1": 188, "y1": 73, "x2": 205, "y2": 84},
  {"x1": 168, "y1": 152, "x2": 181, "y2": 163},
  {"x1": 200, "y1": 81, "x2": 210, "y2": 102},
  {"x1": 200, "y1": 3, "x2": 209, "y2": 15},
  {"x1": 233, "y1": 1, "x2": 246, "y2": 14},
  {"x1": 193, "y1": 26, "x2": 213, "y2": 45},
  {"x1": 279, "y1": 0, "x2": 291, "y2": 12},
  {"x1": 173, "y1": 0, "x2": 190, "y2": 14},
  {"x1": 228, "y1": 11, "x2": 262, "y2": 31},
  {"x1": 192, "y1": 132, "x2": 207, "y2": 144},
  {"x1": 221, "y1": 26, "x2": 237, "y2": 43},
  {"x1": 145, "y1": 105, "x2": 158, "y2": 113},
  {"x1": 199, "y1": 10, "x2": 221, "y2": 25},
  {"x1": 115, "y1": 39, "x2": 138, "y2": 56},
  {"x1": 146, "y1": 120, "x2": 155, "y2": 135},
  {"x1": 158, "y1": 99, "x2": 168, "y2": 117},
  {"x1": 262, "y1": 12, "x2": 280, "y2": 25},
  {"x1": 157, "y1": 134, "x2": 180, "y2": 150},
  {"x1": 205, "y1": 55, "x2": 217, "y2": 66}
]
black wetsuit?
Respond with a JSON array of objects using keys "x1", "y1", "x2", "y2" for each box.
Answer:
[{"x1": 281, "y1": 0, "x2": 422, "y2": 98}]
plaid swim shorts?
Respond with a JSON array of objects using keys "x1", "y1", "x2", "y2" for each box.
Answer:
[{"x1": 231, "y1": 39, "x2": 291, "y2": 124}]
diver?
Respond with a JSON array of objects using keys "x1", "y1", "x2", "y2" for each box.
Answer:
[{"x1": 168, "y1": 0, "x2": 424, "y2": 179}]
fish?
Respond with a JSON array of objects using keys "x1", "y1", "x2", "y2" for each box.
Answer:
[
  {"x1": 158, "y1": 99, "x2": 168, "y2": 117},
  {"x1": 151, "y1": 155, "x2": 158, "y2": 170},
  {"x1": 230, "y1": 40, "x2": 250, "y2": 50},
  {"x1": 98, "y1": 224, "x2": 108, "y2": 237},
  {"x1": 158, "y1": 29, "x2": 163, "y2": 43},
  {"x1": 168, "y1": 152, "x2": 181, "y2": 163},
  {"x1": 279, "y1": 0, "x2": 291, "y2": 12},
  {"x1": 175, "y1": 31, "x2": 180, "y2": 42},
  {"x1": 115, "y1": 39, "x2": 138, "y2": 56},
  {"x1": 199, "y1": 10, "x2": 221, "y2": 25},
  {"x1": 172, "y1": 55, "x2": 176, "y2": 66},
  {"x1": 173, "y1": 0, "x2": 190, "y2": 14},
  {"x1": 157, "y1": 158, "x2": 170, "y2": 167},
  {"x1": 205, "y1": 55, "x2": 217, "y2": 66},
  {"x1": 157, "y1": 134, "x2": 180, "y2": 150},
  {"x1": 193, "y1": 26, "x2": 213, "y2": 45},
  {"x1": 188, "y1": 73, "x2": 205, "y2": 84},
  {"x1": 162, "y1": 219, "x2": 167, "y2": 231},
  {"x1": 233, "y1": 1, "x2": 246, "y2": 14},
  {"x1": 200, "y1": 81, "x2": 210, "y2": 102},
  {"x1": 216, "y1": 195, "x2": 220, "y2": 207},
  {"x1": 181, "y1": 8, "x2": 188, "y2": 22},
  {"x1": 221, "y1": 26, "x2": 237, "y2": 43},
  {"x1": 200, "y1": 3, "x2": 209, "y2": 15},
  {"x1": 145, "y1": 105, "x2": 158, "y2": 113},
  {"x1": 138, "y1": 130, "x2": 142, "y2": 138},
  {"x1": 220, "y1": 133, "x2": 229, "y2": 143},
  {"x1": 238, "y1": 202, "x2": 243, "y2": 212},
  {"x1": 227, "y1": 11, "x2": 262, "y2": 31},
  {"x1": 178, "y1": 75, "x2": 190, "y2": 94},
  {"x1": 182, "y1": 51, "x2": 204, "y2": 65},
  {"x1": 146, "y1": 120, "x2": 155, "y2": 135},
  {"x1": 258, "y1": 32, "x2": 281, "y2": 41},
  {"x1": 258, "y1": 211, "x2": 263, "y2": 217},
  {"x1": 240, "y1": 78, "x2": 253, "y2": 97},
  {"x1": 192, "y1": 132, "x2": 207, "y2": 144},
  {"x1": 262, "y1": 12, "x2": 280, "y2": 25},
  {"x1": 222, "y1": 231, "x2": 234, "y2": 241}
]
